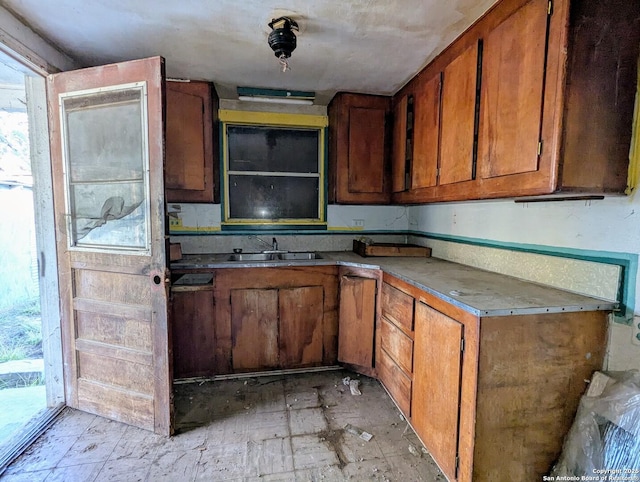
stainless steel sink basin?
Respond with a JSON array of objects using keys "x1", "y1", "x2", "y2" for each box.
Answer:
[
  {"x1": 226, "y1": 253, "x2": 277, "y2": 261},
  {"x1": 225, "y1": 252, "x2": 322, "y2": 262},
  {"x1": 278, "y1": 252, "x2": 322, "y2": 260}
]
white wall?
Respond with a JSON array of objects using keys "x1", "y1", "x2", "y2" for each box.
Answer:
[{"x1": 407, "y1": 193, "x2": 640, "y2": 371}]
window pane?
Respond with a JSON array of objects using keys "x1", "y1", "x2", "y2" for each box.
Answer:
[
  {"x1": 61, "y1": 85, "x2": 149, "y2": 250},
  {"x1": 228, "y1": 175, "x2": 319, "y2": 220},
  {"x1": 70, "y1": 182, "x2": 146, "y2": 249},
  {"x1": 228, "y1": 126, "x2": 319, "y2": 173},
  {"x1": 65, "y1": 90, "x2": 144, "y2": 182}
]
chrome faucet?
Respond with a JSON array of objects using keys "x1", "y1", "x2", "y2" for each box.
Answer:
[{"x1": 249, "y1": 235, "x2": 284, "y2": 253}]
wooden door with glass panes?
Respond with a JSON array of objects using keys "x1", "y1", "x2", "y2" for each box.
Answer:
[{"x1": 47, "y1": 57, "x2": 172, "y2": 435}]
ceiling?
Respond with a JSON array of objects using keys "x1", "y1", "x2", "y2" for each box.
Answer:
[{"x1": 0, "y1": 0, "x2": 498, "y2": 104}]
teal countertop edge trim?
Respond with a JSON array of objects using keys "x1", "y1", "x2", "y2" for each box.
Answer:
[{"x1": 408, "y1": 230, "x2": 637, "y2": 325}]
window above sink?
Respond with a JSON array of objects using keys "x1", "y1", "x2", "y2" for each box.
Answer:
[{"x1": 220, "y1": 110, "x2": 328, "y2": 230}]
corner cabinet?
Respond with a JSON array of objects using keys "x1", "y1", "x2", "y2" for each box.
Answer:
[
  {"x1": 391, "y1": 0, "x2": 640, "y2": 203},
  {"x1": 337, "y1": 267, "x2": 381, "y2": 376},
  {"x1": 328, "y1": 93, "x2": 392, "y2": 204},
  {"x1": 381, "y1": 273, "x2": 608, "y2": 481},
  {"x1": 165, "y1": 80, "x2": 219, "y2": 203}
]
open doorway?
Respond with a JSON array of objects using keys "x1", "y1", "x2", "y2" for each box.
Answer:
[
  {"x1": 0, "y1": 61, "x2": 45, "y2": 441},
  {"x1": 0, "y1": 49, "x2": 64, "y2": 471}
]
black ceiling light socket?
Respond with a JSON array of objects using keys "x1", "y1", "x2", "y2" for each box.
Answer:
[{"x1": 268, "y1": 16, "x2": 299, "y2": 59}]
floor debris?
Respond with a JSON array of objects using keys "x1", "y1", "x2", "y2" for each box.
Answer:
[{"x1": 344, "y1": 423, "x2": 373, "y2": 442}]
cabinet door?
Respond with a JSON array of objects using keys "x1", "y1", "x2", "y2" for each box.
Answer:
[
  {"x1": 347, "y1": 106, "x2": 387, "y2": 199},
  {"x1": 413, "y1": 302, "x2": 463, "y2": 481},
  {"x1": 412, "y1": 73, "x2": 441, "y2": 190},
  {"x1": 478, "y1": 0, "x2": 549, "y2": 179},
  {"x1": 172, "y1": 289, "x2": 215, "y2": 378},
  {"x1": 329, "y1": 93, "x2": 390, "y2": 204},
  {"x1": 391, "y1": 95, "x2": 408, "y2": 193},
  {"x1": 165, "y1": 81, "x2": 218, "y2": 203},
  {"x1": 231, "y1": 289, "x2": 279, "y2": 371},
  {"x1": 440, "y1": 43, "x2": 479, "y2": 185},
  {"x1": 338, "y1": 276, "x2": 377, "y2": 368},
  {"x1": 279, "y1": 286, "x2": 324, "y2": 368}
]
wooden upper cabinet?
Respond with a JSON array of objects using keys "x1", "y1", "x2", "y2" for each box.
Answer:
[
  {"x1": 391, "y1": 94, "x2": 409, "y2": 193},
  {"x1": 328, "y1": 93, "x2": 391, "y2": 204},
  {"x1": 165, "y1": 80, "x2": 219, "y2": 203},
  {"x1": 478, "y1": 0, "x2": 548, "y2": 181},
  {"x1": 559, "y1": 0, "x2": 640, "y2": 192},
  {"x1": 411, "y1": 73, "x2": 441, "y2": 190},
  {"x1": 391, "y1": 0, "x2": 639, "y2": 203},
  {"x1": 440, "y1": 43, "x2": 479, "y2": 186}
]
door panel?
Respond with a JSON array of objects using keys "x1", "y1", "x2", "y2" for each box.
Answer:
[
  {"x1": 440, "y1": 43, "x2": 478, "y2": 185},
  {"x1": 279, "y1": 286, "x2": 324, "y2": 367},
  {"x1": 413, "y1": 302, "x2": 463, "y2": 481},
  {"x1": 231, "y1": 289, "x2": 279, "y2": 370},
  {"x1": 47, "y1": 57, "x2": 171, "y2": 435},
  {"x1": 338, "y1": 276, "x2": 376, "y2": 367},
  {"x1": 478, "y1": 0, "x2": 548, "y2": 179}
]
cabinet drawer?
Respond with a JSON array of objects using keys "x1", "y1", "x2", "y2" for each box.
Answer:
[
  {"x1": 380, "y1": 317, "x2": 413, "y2": 375},
  {"x1": 382, "y1": 282, "x2": 414, "y2": 334},
  {"x1": 378, "y1": 347, "x2": 412, "y2": 418}
]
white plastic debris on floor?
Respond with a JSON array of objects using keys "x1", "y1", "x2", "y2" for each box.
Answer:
[{"x1": 551, "y1": 370, "x2": 640, "y2": 477}]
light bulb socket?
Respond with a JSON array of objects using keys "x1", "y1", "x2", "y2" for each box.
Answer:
[{"x1": 268, "y1": 17, "x2": 298, "y2": 59}]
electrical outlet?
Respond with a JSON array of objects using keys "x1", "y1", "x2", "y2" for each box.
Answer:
[
  {"x1": 352, "y1": 219, "x2": 364, "y2": 227},
  {"x1": 632, "y1": 316, "x2": 640, "y2": 346}
]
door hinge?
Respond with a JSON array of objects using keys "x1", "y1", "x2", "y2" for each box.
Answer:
[
  {"x1": 455, "y1": 455, "x2": 460, "y2": 478},
  {"x1": 436, "y1": 167, "x2": 441, "y2": 179},
  {"x1": 460, "y1": 337, "x2": 465, "y2": 353},
  {"x1": 537, "y1": 141, "x2": 543, "y2": 156},
  {"x1": 547, "y1": 0, "x2": 553, "y2": 15}
]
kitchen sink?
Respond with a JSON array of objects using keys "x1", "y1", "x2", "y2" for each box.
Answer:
[
  {"x1": 278, "y1": 252, "x2": 322, "y2": 260},
  {"x1": 225, "y1": 252, "x2": 322, "y2": 262},
  {"x1": 226, "y1": 253, "x2": 276, "y2": 261}
]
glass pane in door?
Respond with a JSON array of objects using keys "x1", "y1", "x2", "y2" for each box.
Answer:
[{"x1": 60, "y1": 84, "x2": 149, "y2": 251}]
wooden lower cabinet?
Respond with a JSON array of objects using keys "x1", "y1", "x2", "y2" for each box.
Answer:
[
  {"x1": 230, "y1": 289, "x2": 279, "y2": 371},
  {"x1": 412, "y1": 302, "x2": 464, "y2": 481},
  {"x1": 337, "y1": 267, "x2": 380, "y2": 373},
  {"x1": 230, "y1": 286, "x2": 325, "y2": 371},
  {"x1": 381, "y1": 273, "x2": 607, "y2": 482},
  {"x1": 378, "y1": 279, "x2": 416, "y2": 419},
  {"x1": 171, "y1": 284, "x2": 216, "y2": 379},
  {"x1": 214, "y1": 266, "x2": 338, "y2": 374}
]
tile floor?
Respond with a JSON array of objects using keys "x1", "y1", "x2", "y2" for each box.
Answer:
[{"x1": 0, "y1": 370, "x2": 445, "y2": 481}]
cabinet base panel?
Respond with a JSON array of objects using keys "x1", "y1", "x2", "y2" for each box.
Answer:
[{"x1": 173, "y1": 365, "x2": 342, "y2": 384}]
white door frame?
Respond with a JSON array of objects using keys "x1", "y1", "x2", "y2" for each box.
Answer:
[{"x1": 26, "y1": 75, "x2": 64, "y2": 407}]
